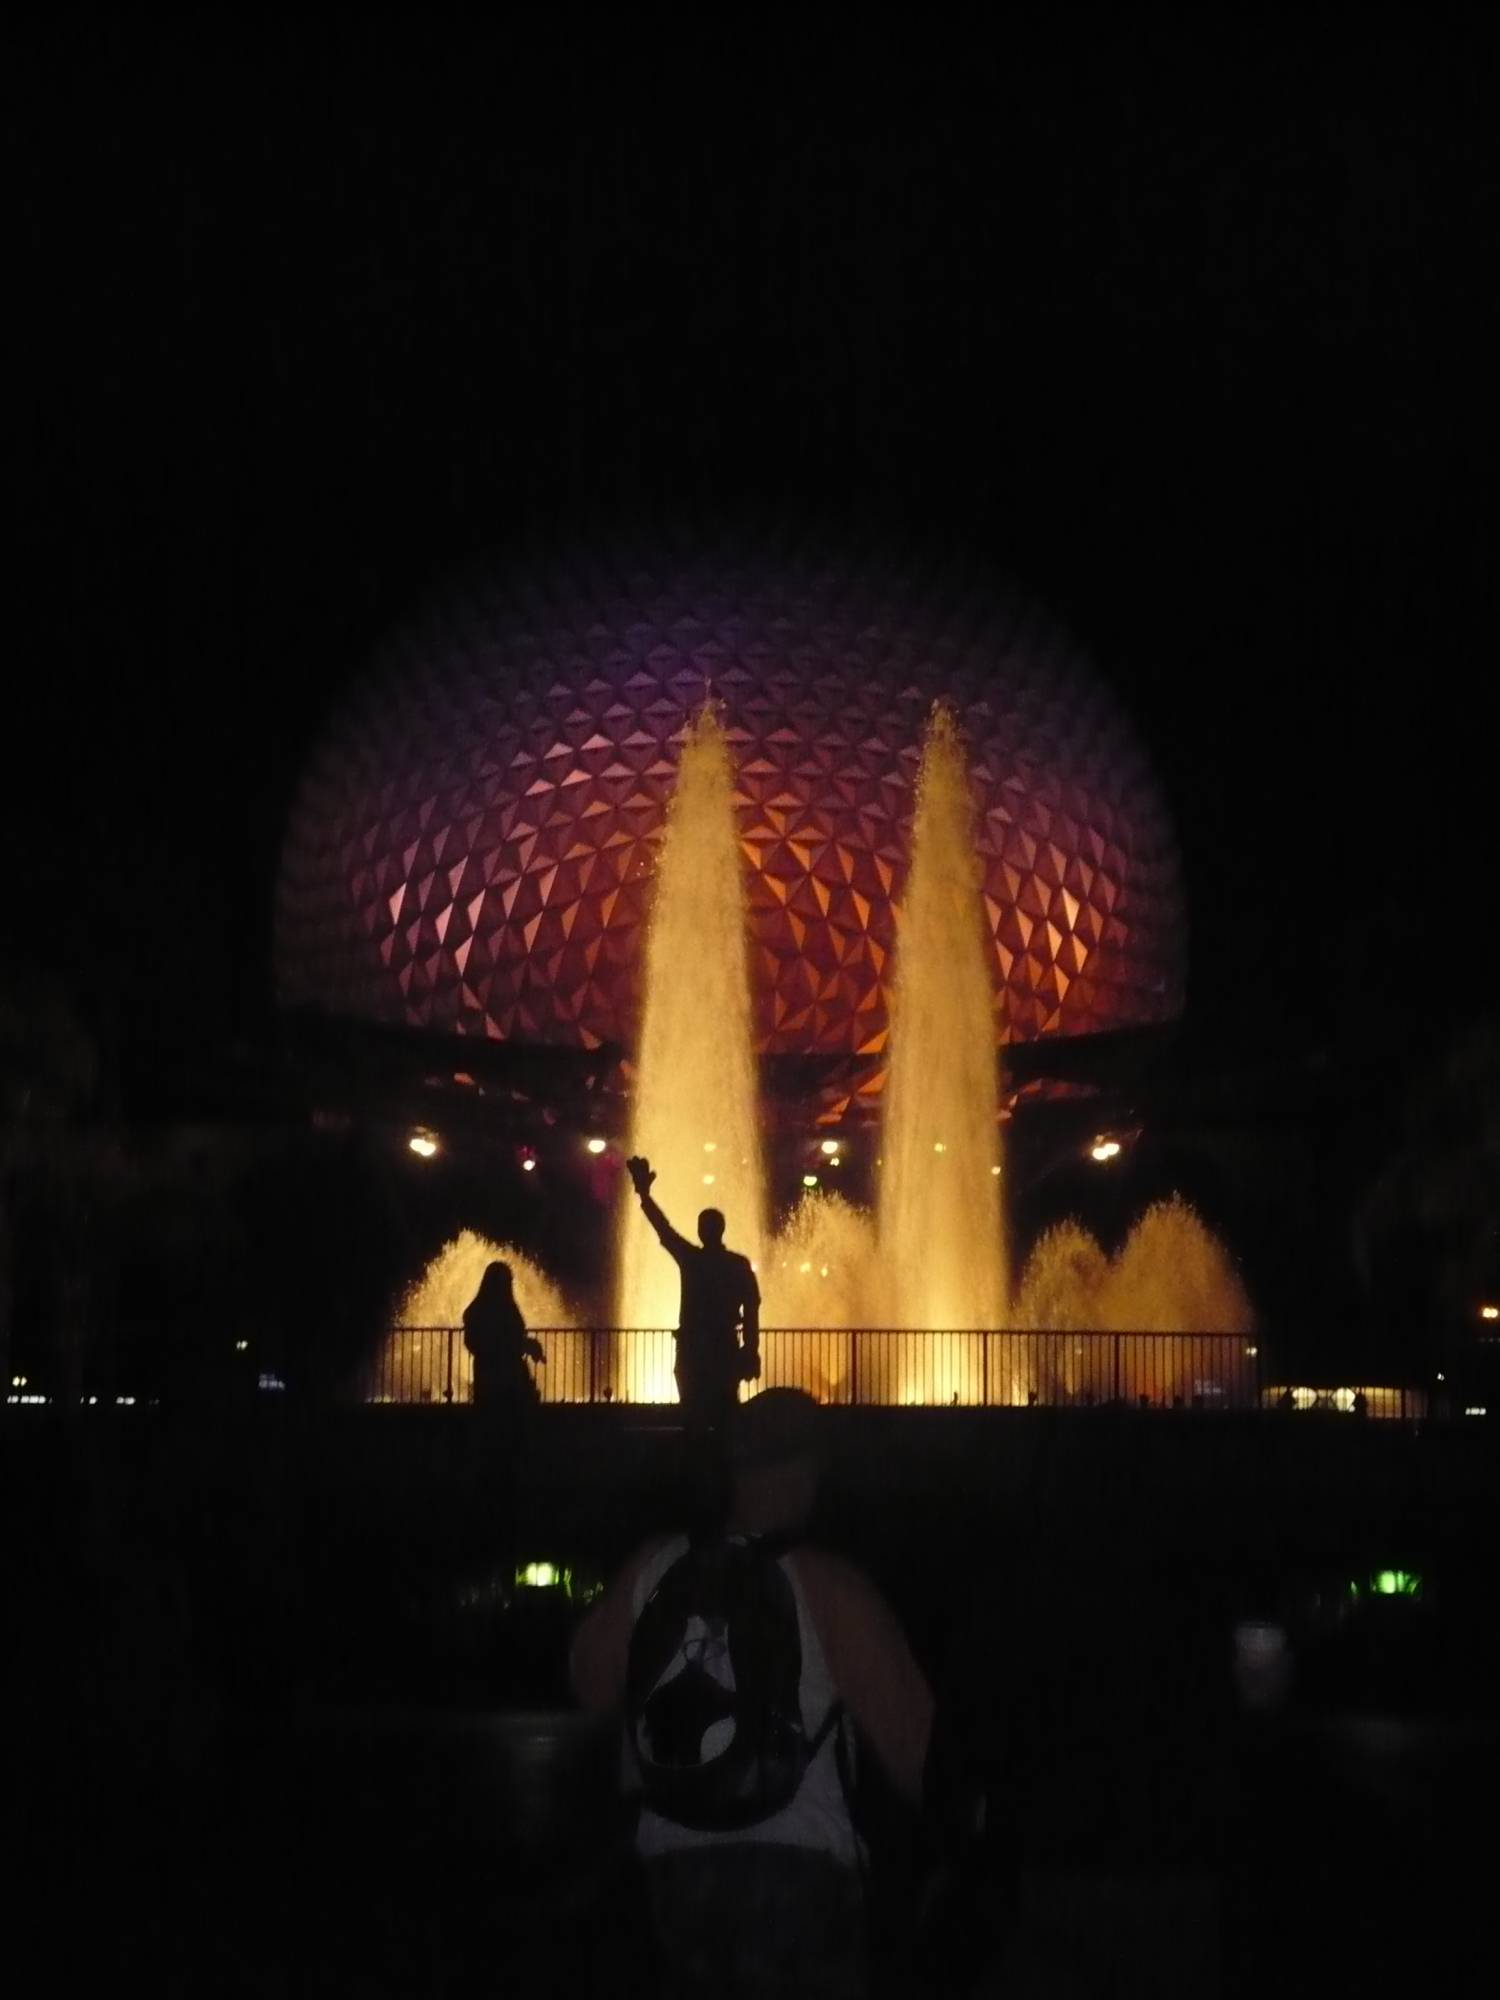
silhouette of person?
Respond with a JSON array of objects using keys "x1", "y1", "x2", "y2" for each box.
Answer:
[
  {"x1": 571, "y1": 1388, "x2": 933, "y2": 1999},
  {"x1": 627, "y1": 1155, "x2": 760, "y2": 1431},
  {"x1": 463, "y1": 1261, "x2": 545, "y2": 1412}
]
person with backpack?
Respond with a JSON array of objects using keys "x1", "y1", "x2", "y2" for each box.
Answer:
[
  {"x1": 625, "y1": 1153, "x2": 760, "y2": 1433},
  {"x1": 570, "y1": 1388, "x2": 933, "y2": 1998}
]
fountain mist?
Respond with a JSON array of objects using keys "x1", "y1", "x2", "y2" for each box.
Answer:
[
  {"x1": 390, "y1": 713, "x2": 1254, "y2": 1409},
  {"x1": 1014, "y1": 1198, "x2": 1254, "y2": 1402},
  {"x1": 762, "y1": 1191, "x2": 880, "y2": 1330},
  {"x1": 615, "y1": 709, "x2": 766, "y2": 1355},
  {"x1": 879, "y1": 706, "x2": 1006, "y2": 1335}
]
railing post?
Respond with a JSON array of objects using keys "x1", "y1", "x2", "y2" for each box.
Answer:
[
  {"x1": 983, "y1": 1329, "x2": 991, "y2": 1407},
  {"x1": 588, "y1": 1325, "x2": 599, "y2": 1406},
  {"x1": 444, "y1": 1326, "x2": 455, "y2": 1405},
  {"x1": 849, "y1": 1329, "x2": 859, "y2": 1408},
  {"x1": 1113, "y1": 1335, "x2": 1121, "y2": 1405}
]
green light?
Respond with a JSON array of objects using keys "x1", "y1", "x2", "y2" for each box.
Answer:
[
  {"x1": 1349, "y1": 1569, "x2": 1423, "y2": 1602},
  {"x1": 516, "y1": 1560, "x2": 570, "y2": 1592},
  {"x1": 1375, "y1": 1569, "x2": 1420, "y2": 1598}
]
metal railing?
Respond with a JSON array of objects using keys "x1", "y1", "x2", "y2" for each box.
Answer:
[
  {"x1": 0, "y1": 1335, "x2": 1436, "y2": 1423},
  {"x1": 357, "y1": 1326, "x2": 1273, "y2": 1410}
]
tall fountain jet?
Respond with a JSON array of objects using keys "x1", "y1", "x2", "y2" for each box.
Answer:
[
  {"x1": 615, "y1": 708, "x2": 766, "y2": 1365},
  {"x1": 391, "y1": 702, "x2": 1253, "y2": 1410},
  {"x1": 879, "y1": 706, "x2": 1007, "y2": 1352}
]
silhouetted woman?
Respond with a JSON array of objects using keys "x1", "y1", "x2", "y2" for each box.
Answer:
[{"x1": 463, "y1": 1261, "x2": 545, "y2": 1411}]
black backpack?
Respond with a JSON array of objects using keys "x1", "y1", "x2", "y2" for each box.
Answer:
[{"x1": 624, "y1": 1535, "x2": 844, "y2": 1833}]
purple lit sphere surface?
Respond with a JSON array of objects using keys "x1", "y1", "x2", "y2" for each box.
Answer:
[{"x1": 276, "y1": 544, "x2": 1184, "y2": 1062}]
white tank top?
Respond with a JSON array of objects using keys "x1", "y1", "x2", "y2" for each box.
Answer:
[{"x1": 629, "y1": 1534, "x2": 861, "y2": 1869}]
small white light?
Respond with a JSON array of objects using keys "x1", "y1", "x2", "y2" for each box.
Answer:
[
  {"x1": 800, "y1": 1261, "x2": 812, "y2": 1274},
  {"x1": 1482, "y1": 1305, "x2": 1499, "y2": 1322},
  {"x1": 933, "y1": 1141, "x2": 947, "y2": 1154},
  {"x1": 802, "y1": 1174, "x2": 818, "y2": 1188},
  {"x1": 703, "y1": 1141, "x2": 717, "y2": 1153},
  {"x1": 11, "y1": 1375, "x2": 23, "y2": 1389},
  {"x1": 820, "y1": 1266, "x2": 829, "y2": 1278},
  {"x1": 1465, "y1": 1406, "x2": 1488, "y2": 1418},
  {"x1": 1246, "y1": 1345, "x2": 1259, "y2": 1357},
  {"x1": 702, "y1": 1173, "x2": 716, "y2": 1186},
  {"x1": 820, "y1": 1139, "x2": 840, "y2": 1156},
  {"x1": 990, "y1": 1165, "x2": 1001, "y2": 1176},
  {"x1": 1437, "y1": 1372, "x2": 1445, "y2": 1382},
  {"x1": 234, "y1": 1340, "x2": 249, "y2": 1353},
  {"x1": 408, "y1": 1133, "x2": 438, "y2": 1159},
  {"x1": 586, "y1": 1137, "x2": 607, "y2": 1155},
  {"x1": 522, "y1": 1158, "x2": 537, "y2": 1173},
  {"x1": 1091, "y1": 1138, "x2": 1122, "y2": 1163}
]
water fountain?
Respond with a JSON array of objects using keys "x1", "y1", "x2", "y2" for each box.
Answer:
[
  {"x1": 877, "y1": 705, "x2": 1006, "y2": 1398},
  {"x1": 613, "y1": 707, "x2": 767, "y2": 1398},
  {"x1": 1014, "y1": 1199, "x2": 1254, "y2": 1403},
  {"x1": 385, "y1": 707, "x2": 1252, "y2": 1405},
  {"x1": 380, "y1": 1228, "x2": 576, "y2": 1403}
]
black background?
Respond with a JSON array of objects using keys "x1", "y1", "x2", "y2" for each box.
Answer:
[{"x1": 8, "y1": 14, "x2": 1497, "y2": 1074}]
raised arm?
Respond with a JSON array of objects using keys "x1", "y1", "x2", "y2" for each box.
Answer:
[{"x1": 628, "y1": 1155, "x2": 692, "y2": 1261}]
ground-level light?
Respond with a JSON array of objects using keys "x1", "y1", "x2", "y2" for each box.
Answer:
[
  {"x1": 1374, "y1": 1570, "x2": 1421, "y2": 1597},
  {"x1": 586, "y1": 1137, "x2": 606, "y2": 1155},
  {"x1": 1350, "y1": 1569, "x2": 1423, "y2": 1601},
  {"x1": 1091, "y1": 1138, "x2": 1122, "y2": 1163},
  {"x1": 516, "y1": 1560, "x2": 571, "y2": 1593},
  {"x1": 802, "y1": 1173, "x2": 818, "y2": 1188},
  {"x1": 408, "y1": 1131, "x2": 438, "y2": 1159}
]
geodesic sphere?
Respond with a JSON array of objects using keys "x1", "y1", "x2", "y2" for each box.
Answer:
[{"x1": 276, "y1": 541, "x2": 1183, "y2": 1057}]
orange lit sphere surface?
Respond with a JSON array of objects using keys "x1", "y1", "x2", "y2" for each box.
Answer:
[{"x1": 276, "y1": 543, "x2": 1184, "y2": 1060}]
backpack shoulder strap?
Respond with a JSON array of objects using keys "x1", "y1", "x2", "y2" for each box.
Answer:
[
  {"x1": 806, "y1": 1692, "x2": 846, "y2": 1758},
  {"x1": 626, "y1": 1538, "x2": 707, "y2": 1705}
]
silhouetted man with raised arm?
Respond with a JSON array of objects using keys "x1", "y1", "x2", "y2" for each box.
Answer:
[{"x1": 627, "y1": 1154, "x2": 760, "y2": 1431}]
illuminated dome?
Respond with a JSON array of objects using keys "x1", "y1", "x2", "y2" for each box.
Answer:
[{"x1": 276, "y1": 539, "x2": 1183, "y2": 1065}]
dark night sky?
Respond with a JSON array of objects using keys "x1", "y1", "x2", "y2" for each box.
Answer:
[{"x1": 7, "y1": 15, "x2": 1498, "y2": 1082}]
